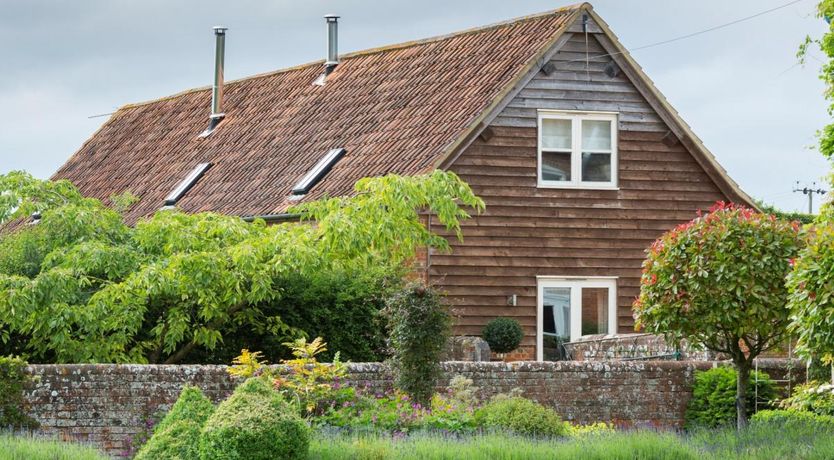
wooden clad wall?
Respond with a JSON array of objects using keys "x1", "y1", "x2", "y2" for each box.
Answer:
[{"x1": 430, "y1": 32, "x2": 729, "y2": 358}]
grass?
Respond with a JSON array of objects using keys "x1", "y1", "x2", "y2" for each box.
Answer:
[
  {"x1": 4, "y1": 419, "x2": 834, "y2": 460},
  {"x1": 0, "y1": 433, "x2": 108, "y2": 460},
  {"x1": 310, "y1": 422, "x2": 834, "y2": 460}
]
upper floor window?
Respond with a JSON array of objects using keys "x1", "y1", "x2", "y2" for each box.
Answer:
[{"x1": 537, "y1": 111, "x2": 618, "y2": 189}]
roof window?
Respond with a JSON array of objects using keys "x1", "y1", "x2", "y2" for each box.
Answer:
[
  {"x1": 164, "y1": 163, "x2": 212, "y2": 206},
  {"x1": 291, "y1": 148, "x2": 346, "y2": 195}
]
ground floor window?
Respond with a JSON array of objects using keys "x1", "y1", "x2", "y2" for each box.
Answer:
[{"x1": 537, "y1": 277, "x2": 617, "y2": 361}]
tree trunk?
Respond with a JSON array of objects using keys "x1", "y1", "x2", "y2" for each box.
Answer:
[{"x1": 736, "y1": 362, "x2": 750, "y2": 430}]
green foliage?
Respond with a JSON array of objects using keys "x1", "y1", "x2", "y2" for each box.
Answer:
[
  {"x1": 482, "y1": 317, "x2": 523, "y2": 354},
  {"x1": 134, "y1": 386, "x2": 214, "y2": 460},
  {"x1": 685, "y1": 367, "x2": 776, "y2": 429},
  {"x1": 0, "y1": 434, "x2": 108, "y2": 460},
  {"x1": 0, "y1": 356, "x2": 38, "y2": 430},
  {"x1": 756, "y1": 200, "x2": 815, "y2": 224},
  {"x1": 474, "y1": 395, "x2": 567, "y2": 438},
  {"x1": 780, "y1": 382, "x2": 834, "y2": 416},
  {"x1": 635, "y1": 203, "x2": 803, "y2": 360},
  {"x1": 199, "y1": 377, "x2": 310, "y2": 460},
  {"x1": 0, "y1": 170, "x2": 84, "y2": 225},
  {"x1": 787, "y1": 223, "x2": 834, "y2": 364},
  {"x1": 751, "y1": 408, "x2": 834, "y2": 430},
  {"x1": 635, "y1": 202, "x2": 803, "y2": 428},
  {"x1": 384, "y1": 284, "x2": 451, "y2": 406},
  {"x1": 275, "y1": 337, "x2": 348, "y2": 416},
  {"x1": 0, "y1": 171, "x2": 480, "y2": 364},
  {"x1": 801, "y1": 2, "x2": 834, "y2": 169}
]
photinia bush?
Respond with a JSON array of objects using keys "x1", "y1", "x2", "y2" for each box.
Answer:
[
  {"x1": 787, "y1": 223, "x2": 834, "y2": 370},
  {"x1": 634, "y1": 202, "x2": 803, "y2": 429}
]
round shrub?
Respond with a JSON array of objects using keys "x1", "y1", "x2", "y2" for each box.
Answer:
[
  {"x1": 199, "y1": 377, "x2": 310, "y2": 460},
  {"x1": 780, "y1": 382, "x2": 834, "y2": 416},
  {"x1": 685, "y1": 367, "x2": 776, "y2": 428},
  {"x1": 135, "y1": 385, "x2": 214, "y2": 460},
  {"x1": 482, "y1": 317, "x2": 523, "y2": 353},
  {"x1": 474, "y1": 395, "x2": 567, "y2": 437}
]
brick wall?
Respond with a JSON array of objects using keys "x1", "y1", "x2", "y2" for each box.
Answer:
[{"x1": 22, "y1": 361, "x2": 783, "y2": 457}]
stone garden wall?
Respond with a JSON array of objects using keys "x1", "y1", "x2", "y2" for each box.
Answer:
[{"x1": 22, "y1": 360, "x2": 800, "y2": 457}]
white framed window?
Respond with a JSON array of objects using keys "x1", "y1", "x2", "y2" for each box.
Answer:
[
  {"x1": 536, "y1": 277, "x2": 618, "y2": 361},
  {"x1": 537, "y1": 110, "x2": 618, "y2": 189}
]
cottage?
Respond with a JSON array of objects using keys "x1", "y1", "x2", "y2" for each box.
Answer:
[{"x1": 52, "y1": 3, "x2": 754, "y2": 360}]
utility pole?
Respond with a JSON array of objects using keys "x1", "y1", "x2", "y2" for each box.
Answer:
[{"x1": 793, "y1": 181, "x2": 827, "y2": 214}]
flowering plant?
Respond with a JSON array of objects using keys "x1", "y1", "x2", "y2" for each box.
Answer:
[{"x1": 635, "y1": 202, "x2": 803, "y2": 428}]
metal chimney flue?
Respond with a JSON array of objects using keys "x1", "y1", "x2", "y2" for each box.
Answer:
[
  {"x1": 201, "y1": 26, "x2": 227, "y2": 136},
  {"x1": 324, "y1": 14, "x2": 339, "y2": 70}
]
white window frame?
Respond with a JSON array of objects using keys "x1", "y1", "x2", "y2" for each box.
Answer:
[
  {"x1": 537, "y1": 110, "x2": 618, "y2": 190},
  {"x1": 536, "y1": 276, "x2": 618, "y2": 361}
]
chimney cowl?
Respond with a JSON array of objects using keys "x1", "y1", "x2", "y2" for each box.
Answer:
[{"x1": 324, "y1": 14, "x2": 339, "y2": 68}]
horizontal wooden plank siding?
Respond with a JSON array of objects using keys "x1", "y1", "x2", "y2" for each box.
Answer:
[
  {"x1": 434, "y1": 127, "x2": 727, "y2": 350},
  {"x1": 433, "y1": 32, "x2": 730, "y2": 357}
]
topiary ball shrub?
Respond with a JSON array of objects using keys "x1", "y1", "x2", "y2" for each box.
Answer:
[
  {"x1": 199, "y1": 376, "x2": 310, "y2": 460},
  {"x1": 474, "y1": 395, "x2": 567, "y2": 437},
  {"x1": 685, "y1": 367, "x2": 776, "y2": 429},
  {"x1": 135, "y1": 385, "x2": 214, "y2": 460},
  {"x1": 482, "y1": 317, "x2": 523, "y2": 353}
]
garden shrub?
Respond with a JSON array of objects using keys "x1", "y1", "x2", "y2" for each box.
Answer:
[
  {"x1": 482, "y1": 317, "x2": 523, "y2": 354},
  {"x1": 474, "y1": 395, "x2": 567, "y2": 437},
  {"x1": 685, "y1": 367, "x2": 776, "y2": 428},
  {"x1": 199, "y1": 376, "x2": 310, "y2": 460},
  {"x1": 384, "y1": 284, "x2": 451, "y2": 406},
  {"x1": 134, "y1": 385, "x2": 214, "y2": 460},
  {"x1": 751, "y1": 409, "x2": 834, "y2": 431},
  {"x1": 780, "y1": 382, "x2": 834, "y2": 416},
  {"x1": 0, "y1": 355, "x2": 38, "y2": 430}
]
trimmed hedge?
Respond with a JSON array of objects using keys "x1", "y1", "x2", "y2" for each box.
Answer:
[
  {"x1": 199, "y1": 377, "x2": 310, "y2": 460},
  {"x1": 751, "y1": 409, "x2": 834, "y2": 430},
  {"x1": 134, "y1": 385, "x2": 214, "y2": 460},
  {"x1": 482, "y1": 317, "x2": 523, "y2": 354},
  {"x1": 475, "y1": 395, "x2": 567, "y2": 437}
]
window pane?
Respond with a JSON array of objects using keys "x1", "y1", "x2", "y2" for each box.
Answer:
[
  {"x1": 582, "y1": 119, "x2": 612, "y2": 151},
  {"x1": 543, "y1": 287, "x2": 571, "y2": 361},
  {"x1": 541, "y1": 118, "x2": 571, "y2": 150},
  {"x1": 581, "y1": 287, "x2": 609, "y2": 336},
  {"x1": 542, "y1": 151, "x2": 571, "y2": 182},
  {"x1": 581, "y1": 152, "x2": 611, "y2": 182},
  {"x1": 543, "y1": 287, "x2": 570, "y2": 341}
]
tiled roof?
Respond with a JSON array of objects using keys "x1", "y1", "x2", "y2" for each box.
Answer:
[{"x1": 53, "y1": 6, "x2": 581, "y2": 223}]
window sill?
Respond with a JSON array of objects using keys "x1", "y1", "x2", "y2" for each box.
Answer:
[{"x1": 536, "y1": 182, "x2": 619, "y2": 191}]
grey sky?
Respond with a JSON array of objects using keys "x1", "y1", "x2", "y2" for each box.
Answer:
[{"x1": 0, "y1": 0, "x2": 830, "y2": 212}]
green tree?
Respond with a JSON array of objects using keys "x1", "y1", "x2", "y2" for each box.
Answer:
[
  {"x1": 0, "y1": 170, "x2": 483, "y2": 364},
  {"x1": 634, "y1": 202, "x2": 803, "y2": 429}
]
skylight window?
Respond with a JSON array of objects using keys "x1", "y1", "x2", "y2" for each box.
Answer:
[
  {"x1": 164, "y1": 162, "x2": 212, "y2": 206},
  {"x1": 291, "y1": 148, "x2": 346, "y2": 195}
]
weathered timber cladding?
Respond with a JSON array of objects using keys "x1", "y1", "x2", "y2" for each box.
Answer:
[{"x1": 431, "y1": 32, "x2": 729, "y2": 358}]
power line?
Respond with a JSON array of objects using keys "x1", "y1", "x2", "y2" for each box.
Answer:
[
  {"x1": 564, "y1": 0, "x2": 809, "y2": 64},
  {"x1": 793, "y1": 181, "x2": 827, "y2": 213}
]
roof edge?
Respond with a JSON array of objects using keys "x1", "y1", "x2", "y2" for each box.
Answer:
[
  {"x1": 584, "y1": 8, "x2": 757, "y2": 209},
  {"x1": 119, "y1": 3, "x2": 588, "y2": 110}
]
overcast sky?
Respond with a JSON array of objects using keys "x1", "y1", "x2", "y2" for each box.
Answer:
[{"x1": 0, "y1": 0, "x2": 831, "y2": 212}]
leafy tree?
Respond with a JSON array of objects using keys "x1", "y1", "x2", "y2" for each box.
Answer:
[
  {"x1": 800, "y1": 1, "x2": 834, "y2": 167},
  {"x1": 634, "y1": 202, "x2": 803, "y2": 429},
  {"x1": 787, "y1": 223, "x2": 834, "y2": 376},
  {"x1": 0, "y1": 170, "x2": 483, "y2": 364}
]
